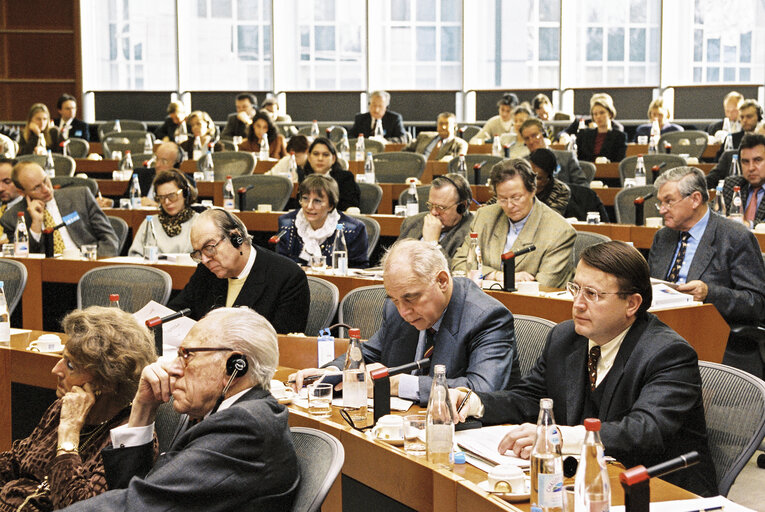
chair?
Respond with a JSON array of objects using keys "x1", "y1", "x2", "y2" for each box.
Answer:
[
  {"x1": 447, "y1": 155, "x2": 502, "y2": 184},
  {"x1": 659, "y1": 130, "x2": 709, "y2": 159},
  {"x1": 50, "y1": 176, "x2": 99, "y2": 197},
  {"x1": 338, "y1": 284, "x2": 387, "y2": 339},
  {"x1": 397, "y1": 185, "x2": 431, "y2": 213},
  {"x1": 618, "y1": 154, "x2": 687, "y2": 186},
  {"x1": 357, "y1": 182, "x2": 383, "y2": 214},
  {"x1": 77, "y1": 265, "x2": 172, "y2": 313},
  {"x1": 372, "y1": 152, "x2": 426, "y2": 183},
  {"x1": 1, "y1": 133, "x2": 18, "y2": 157},
  {"x1": 290, "y1": 427, "x2": 345, "y2": 512},
  {"x1": 197, "y1": 151, "x2": 256, "y2": 181},
  {"x1": 98, "y1": 120, "x2": 148, "y2": 141},
  {"x1": 698, "y1": 361, "x2": 765, "y2": 495},
  {"x1": 16, "y1": 154, "x2": 76, "y2": 177},
  {"x1": 231, "y1": 175, "x2": 293, "y2": 211},
  {"x1": 305, "y1": 277, "x2": 339, "y2": 336},
  {"x1": 108, "y1": 216, "x2": 129, "y2": 254},
  {"x1": 459, "y1": 125, "x2": 482, "y2": 142},
  {"x1": 0, "y1": 259, "x2": 28, "y2": 315},
  {"x1": 154, "y1": 399, "x2": 182, "y2": 454},
  {"x1": 102, "y1": 130, "x2": 155, "y2": 158},
  {"x1": 572, "y1": 232, "x2": 611, "y2": 267},
  {"x1": 346, "y1": 213, "x2": 380, "y2": 260},
  {"x1": 349, "y1": 138, "x2": 385, "y2": 156},
  {"x1": 614, "y1": 185, "x2": 661, "y2": 224},
  {"x1": 65, "y1": 137, "x2": 90, "y2": 158},
  {"x1": 513, "y1": 315, "x2": 556, "y2": 377},
  {"x1": 579, "y1": 161, "x2": 596, "y2": 184},
  {"x1": 297, "y1": 124, "x2": 347, "y2": 146},
  {"x1": 129, "y1": 152, "x2": 155, "y2": 168}
]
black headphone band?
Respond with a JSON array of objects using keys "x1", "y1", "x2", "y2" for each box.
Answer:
[{"x1": 433, "y1": 174, "x2": 469, "y2": 215}]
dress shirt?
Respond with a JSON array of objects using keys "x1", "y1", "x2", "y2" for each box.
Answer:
[
  {"x1": 398, "y1": 316, "x2": 445, "y2": 401},
  {"x1": 29, "y1": 197, "x2": 77, "y2": 250},
  {"x1": 502, "y1": 202, "x2": 534, "y2": 253},
  {"x1": 746, "y1": 186, "x2": 764, "y2": 215},
  {"x1": 59, "y1": 119, "x2": 72, "y2": 139},
  {"x1": 226, "y1": 246, "x2": 257, "y2": 307},
  {"x1": 669, "y1": 208, "x2": 710, "y2": 284}
]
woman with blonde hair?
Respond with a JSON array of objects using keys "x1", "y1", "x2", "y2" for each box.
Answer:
[
  {"x1": 19, "y1": 103, "x2": 61, "y2": 155},
  {"x1": 180, "y1": 110, "x2": 222, "y2": 157},
  {"x1": 633, "y1": 98, "x2": 684, "y2": 142}
]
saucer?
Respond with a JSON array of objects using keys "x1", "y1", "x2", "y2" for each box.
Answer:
[
  {"x1": 272, "y1": 388, "x2": 296, "y2": 405},
  {"x1": 365, "y1": 431, "x2": 405, "y2": 446},
  {"x1": 27, "y1": 345, "x2": 64, "y2": 354},
  {"x1": 477, "y1": 479, "x2": 530, "y2": 502}
]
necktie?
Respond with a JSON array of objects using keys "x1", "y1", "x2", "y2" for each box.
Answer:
[
  {"x1": 428, "y1": 139, "x2": 443, "y2": 161},
  {"x1": 423, "y1": 328, "x2": 436, "y2": 359},
  {"x1": 745, "y1": 186, "x2": 761, "y2": 222},
  {"x1": 588, "y1": 345, "x2": 601, "y2": 391},
  {"x1": 43, "y1": 209, "x2": 65, "y2": 254},
  {"x1": 0, "y1": 203, "x2": 6, "y2": 240},
  {"x1": 666, "y1": 231, "x2": 690, "y2": 283}
]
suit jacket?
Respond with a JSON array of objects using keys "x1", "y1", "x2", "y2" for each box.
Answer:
[
  {"x1": 329, "y1": 277, "x2": 521, "y2": 405},
  {"x1": 0, "y1": 187, "x2": 119, "y2": 257},
  {"x1": 705, "y1": 149, "x2": 736, "y2": 189},
  {"x1": 221, "y1": 113, "x2": 250, "y2": 139},
  {"x1": 397, "y1": 211, "x2": 474, "y2": 263},
  {"x1": 18, "y1": 127, "x2": 63, "y2": 155},
  {"x1": 451, "y1": 201, "x2": 575, "y2": 288},
  {"x1": 349, "y1": 110, "x2": 406, "y2": 143},
  {"x1": 648, "y1": 210, "x2": 765, "y2": 325},
  {"x1": 563, "y1": 183, "x2": 610, "y2": 222},
  {"x1": 707, "y1": 119, "x2": 725, "y2": 135},
  {"x1": 154, "y1": 116, "x2": 183, "y2": 142},
  {"x1": 53, "y1": 117, "x2": 90, "y2": 141},
  {"x1": 722, "y1": 175, "x2": 765, "y2": 225},
  {"x1": 61, "y1": 387, "x2": 299, "y2": 511},
  {"x1": 277, "y1": 209, "x2": 369, "y2": 268},
  {"x1": 549, "y1": 149, "x2": 588, "y2": 185},
  {"x1": 576, "y1": 128, "x2": 627, "y2": 163},
  {"x1": 633, "y1": 122, "x2": 683, "y2": 141},
  {"x1": 403, "y1": 133, "x2": 468, "y2": 161},
  {"x1": 299, "y1": 166, "x2": 360, "y2": 212},
  {"x1": 715, "y1": 130, "x2": 745, "y2": 161},
  {"x1": 477, "y1": 314, "x2": 718, "y2": 497},
  {"x1": 168, "y1": 244, "x2": 310, "y2": 334}
]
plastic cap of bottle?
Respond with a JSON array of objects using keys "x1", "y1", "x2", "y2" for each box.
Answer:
[
  {"x1": 583, "y1": 418, "x2": 601, "y2": 431},
  {"x1": 109, "y1": 294, "x2": 120, "y2": 302}
]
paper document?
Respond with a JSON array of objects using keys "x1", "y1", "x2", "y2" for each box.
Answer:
[
  {"x1": 649, "y1": 283, "x2": 695, "y2": 309},
  {"x1": 132, "y1": 301, "x2": 196, "y2": 354},
  {"x1": 611, "y1": 495, "x2": 753, "y2": 512},
  {"x1": 455, "y1": 424, "x2": 530, "y2": 469}
]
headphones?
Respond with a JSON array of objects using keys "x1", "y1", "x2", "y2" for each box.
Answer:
[
  {"x1": 226, "y1": 354, "x2": 249, "y2": 376},
  {"x1": 434, "y1": 174, "x2": 470, "y2": 216},
  {"x1": 219, "y1": 208, "x2": 246, "y2": 249}
]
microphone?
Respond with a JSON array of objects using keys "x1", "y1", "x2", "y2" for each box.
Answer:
[
  {"x1": 370, "y1": 358, "x2": 430, "y2": 380},
  {"x1": 269, "y1": 222, "x2": 292, "y2": 245},
  {"x1": 42, "y1": 212, "x2": 81, "y2": 258},
  {"x1": 633, "y1": 193, "x2": 653, "y2": 226},
  {"x1": 501, "y1": 245, "x2": 537, "y2": 292},
  {"x1": 650, "y1": 161, "x2": 667, "y2": 182},
  {"x1": 473, "y1": 160, "x2": 487, "y2": 186},
  {"x1": 145, "y1": 308, "x2": 191, "y2": 355},
  {"x1": 237, "y1": 185, "x2": 254, "y2": 211},
  {"x1": 620, "y1": 451, "x2": 699, "y2": 511},
  {"x1": 501, "y1": 244, "x2": 537, "y2": 260}
]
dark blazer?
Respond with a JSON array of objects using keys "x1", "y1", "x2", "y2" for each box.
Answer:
[
  {"x1": 18, "y1": 128, "x2": 63, "y2": 155},
  {"x1": 396, "y1": 211, "x2": 474, "y2": 263},
  {"x1": 705, "y1": 149, "x2": 736, "y2": 189},
  {"x1": 562, "y1": 184, "x2": 609, "y2": 222},
  {"x1": 119, "y1": 167, "x2": 196, "y2": 200},
  {"x1": 221, "y1": 113, "x2": 249, "y2": 139},
  {"x1": 62, "y1": 387, "x2": 299, "y2": 512},
  {"x1": 299, "y1": 167, "x2": 360, "y2": 212},
  {"x1": 722, "y1": 175, "x2": 765, "y2": 225},
  {"x1": 0, "y1": 187, "x2": 119, "y2": 257},
  {"x1": 53, "y1": 117, "x2": 90, "y2": 141},
  {"x1": 576, "y1": 128, "x2": 628, "y2": 163},
  {"x1": 329, "y1": 277, "x2": 521, "y2": 405},
  {"x1": 633, "y1": 122, "x2": 683, "y2": 141},
  {"x1": 715, "y1": 130, "x2": 745, "y2": 161},
  {"x1": 168, "y1": 244, "x2": 310, "y2": 334},
  {"x1": 707, "y1": 119, "x2": 725, "y2": 135},
  {"x1": 648, "y1": 210, "x2": 765, "y2": 325},
  {"x1": 349, "y1": 111, "x2": 406, "y2": 143},
  {"x1": 477, "y1": 314, "x2": 718, "y2": 497},
  {"x1": 154, "y1": 116, "x2": 183, "y2": 142},
  {"x1": 550, "y1": 149, "x2": 588, "y2": 185},
  {"x1": 276, "y1": 209, "x2": 369, "y2": 268}
]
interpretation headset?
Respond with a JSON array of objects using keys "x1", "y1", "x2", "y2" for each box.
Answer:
[
  {"x1": 218, "y1": 208, "x2": 247, "y2": 250},
  {"x1": 209, "y1": 352, "x2": 249, "y2": 415},
  {"x1": 433, "y1": 174, "x2": 471, "y2": 216}
]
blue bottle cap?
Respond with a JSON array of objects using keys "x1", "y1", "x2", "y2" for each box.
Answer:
[{"x1": 452, "y1": 451, "x2": 466, "y2": 464}]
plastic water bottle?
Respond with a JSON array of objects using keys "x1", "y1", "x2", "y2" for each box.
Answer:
[
  {"x1": 355, "y1": 134, "x2": 365, "y2": 161},
  {"x1": 455, "y1": 154, "x2": 468, "y2": 180},
  {"x1": 404, "y1": 181, "x2": 419, "y2": 217},
  {"x1": 259, "y1": 135, "x2": 270, "y2": 161},
  {"x1": 223, "y1": 175, "x2": 235, "y2": 210},
  {"x1": 175, "y1": 120, "x2": 188, "y2": 145},
  {"x1": 724, "y1": 134, "x2": 734, "y2": 152},
  {"x1": 310, "y1": 120, "x2": 320, "y2": 139},
  {"x1": 113, "y1": 119, "x2": 122, "y2": 133},
  {"x1": 201, "y1": 146, "x2": 215, "y2": 181},
  {"x1": 44, "y1": 149, "x2": 55, "y2": 178},
  {"x1": 331, "y1": 224, "x2": 348, "y2": 275},
  {"x1": 729, "y1": 154, "x2": 741, "y2": 177},
  {"x1": 143, "y1": 215, "x2": 159, "y2": 263},
  {"x1": 729, "y1": 186, "x2": 743, "y2": 222},
  {"x1": 288, "y1": 151, "x2": 298, "y2": 180},
  {"x1": 648, "y1": 120, "x2": 660, "y2": 154},
  {"x1": 567, "y1": 134, "x2": 577, "y2": 154},
  {"x1": 578, "y1": 117, "x2": 587, "y2": 131},
  {"x1": 466, "y1": 232, "x2": 483, "y2": 288},
  {"x1": 712, "y1": 180, "x2": 726, "y2": 214},
  {"x1": 364, "y1": 152, "x2": 376, "y2": 183},
  {"x1": 192, "y1": 136, "x2": 203, "y2": 160},
  {"x1": 0, "y1": 281, "x2": 10, "y2": 343},
  {"x1": 634, "y1": 155, "x2": 646, "y2": 186},
  {"x1": 120, "y1": 150, "x2": 134, "y2": 181},
  {"x1": 426, "y1": 364, "x2": 454, "y2": 470},
  {"x1": 14, "y1": 212, "x2": 29, "y2": 257},
  {"x1": 143, "y1": 133, "x2": 153, "y2": 154},
  {"x1": 342, "y1": 327, "x2": 367, "y2": 421},
  {"x1": 575, "y1": 418, "x2": 611, "y2": 512},
  {"x1": 109, "y1": 293, "x2": 120, "y2": 309},
  {"x1": 530, "y1": 398, "x2": 563, "y2": 511},
  {"x1": 338, "y1": 135, "x2": 350, "y2": 162},
  {"x1": 492, "y1": 135, "x2": 502, "y2": 157},
  {"x1": 129, "y1": 173, "x2": 141, "y2": 209}
]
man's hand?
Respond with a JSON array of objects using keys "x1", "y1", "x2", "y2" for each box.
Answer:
[
  {"x1": 449, "y1": 388, "x2": 469, "y2": 423},
  {"x1": 421, "y1": 214, "x2": 444, "y2": 243},
  {"x1": 96, "y1": 196, "x2": 114, "y2": 208},
  {"x1": 129, "y1": 360, "x2": 175, "y2": 427},
  {"x1": 287, "y1": 367, "x2": 342, "y2": 392},
  {"x1": 26, "y1": 198, "x2": 45, "y2": 233},
  {"x1": 497, "y1": 423, "x2": 537, "y2": 460},
  {"x1": 515, "y1": 271, "x2": 535, "y2": 282},
  {"x1": 676, "y1": 280, "x2": 708, "y2": 302},
  {"x1": 237, "y1": 111, "x2": 252, "y2": 125}
]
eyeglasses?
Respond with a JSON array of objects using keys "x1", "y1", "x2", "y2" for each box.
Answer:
[
  {"x1": 155, "y1": 189, "x2": 183, "y2": 203},
  {"x1": 177, "y1": 346, "x2": 233, "y2": 367},
  {"x1": 190, "y1": 237, "x2": 225, "y2": 263},
  {"x1": 566, "y1": 282, "x2": 625, "y2": 303},
  {"x1": 426, "y1": 201, "x2": 458, "y2": 213},
  {"x1": 496, "y1": 194, "x2": 528, "y2": 206},
  {"x1": 655, "y1": 195, "x2": 689, "y2": 211},
  {"x1": 299, "y1": 197, "x2": 327, "y2": 209},
  {"x1": 339, "y1": 408, "x2": 373, "y2": 432},
  {"x1": 521, "y1": 131, "x2": 543, "y2": 143}
]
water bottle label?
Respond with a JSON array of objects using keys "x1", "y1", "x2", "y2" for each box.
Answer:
[
  {"x1": 733, "y1": 196, "x2": 742, "y2": 207},
  {"x1": 537, "y1": 472, "x2": 563, "y2": 507},
  {"x1": 549, "y1": 426, "x2": 561, "y2": 445},
  {"x1": 204, "y1": 170, "x2": 215, "y2": 182},
  {"x1": 335, "y1": 256, "x2": 348, "y2": 276},
  {"x1": 406, "y1": 203, "x2": 419, "y2": 217},
  {"x1": 224, "y1": 199, "x2": 235, "y2": 210},
  {"x1": 14, "y1": 242, "x2": 29, "y2": 256},
  {"x1": 317, "y1": 338, "x2": 334, "y2": 367},
  {"x1": 144, "y1": 245, "x2": 159, "y2": 263},
  {"x1": 634, "y1": 176, "x2": 646, "y2": 186},
  {"x1": 0, "y1": 320, "x2": 9, "y2": 343},
  {"x1": 131, "y1": 197, "x2": 141, "y2": 209}
]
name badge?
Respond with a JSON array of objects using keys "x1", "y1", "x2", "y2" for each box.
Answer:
[{"x1": 62, "y1": 211, "x2": 80, "y2": 225}]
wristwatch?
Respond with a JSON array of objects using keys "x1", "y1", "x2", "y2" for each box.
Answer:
[{"x1": 57, "y1": 441, "x2": 78, "y2": 454}]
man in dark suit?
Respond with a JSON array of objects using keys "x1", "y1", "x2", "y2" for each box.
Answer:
[
  {"x1": 168, "y1": 208, "x2": 310, "y2": 334},
  {"x1": 720, "y1": 134, "x2": 765, "y2": 226},
  {"x1": 291, "y1": 239, "x2": 520, "y2": 406},
  {"x1": 453, "y1": 241, "x2": 717, "y2": 496},
  {"x1": 649, "y1": 165, "x2": 765, "y2": 326},
  {"x1": 221, "y1": 92, "x2": 258, "y2": 140},
  {"x1": 53, "y1": 93, "x2": 90, "y2": 141},
  {"x1": 714, "y1": 99, "x2": 763, "y2": 161},
  {"x1": 1, "y1": 161, "x2": 119, "y2": 256},
  {"x1": 348, "y1": 90, "x2": 407, "y2": 143},
  {"x1": 60, "y1": 307, "x2": 299, "y2": 511}
]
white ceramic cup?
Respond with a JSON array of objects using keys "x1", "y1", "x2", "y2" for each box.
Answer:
[
  {"x1": 487, "y1": 464, "x2": 526, "y2": 493},
  {"x1": 257, "y1": 204, "x2": 272, "y2": 212},
  {"x1": 62, "y1": 248, "x2": 81, "y2": 259},
  {"x1": 645, "y1": 217, "x2": 663, "y2": 228},
  {"x1": 372, "y1": 414, "x2": 403, "y2": 440},
  {"x1": 516, "y1": 281, "x2": 540, "y2": 296},
  {"x1": 28, "y1": 334, "x2": 64, "y2": 352}
]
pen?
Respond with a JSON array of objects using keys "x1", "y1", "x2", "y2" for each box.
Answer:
[
  {"x1": 285, "y1": 374, "x2": 323, "y2": 386},
  {"x1": 457, "y1": 390, "x2": 473, "y2": 414}
]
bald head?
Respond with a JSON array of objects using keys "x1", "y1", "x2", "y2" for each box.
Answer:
[{"x1": 155, "y1": 142, "x2": 181, "y2": 172}]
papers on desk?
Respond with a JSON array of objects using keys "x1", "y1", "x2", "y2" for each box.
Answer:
[
  {"x1": 455, "y1": 425, "x2": 530, "y2": 470},
  {"x1": 10, "y1": 328, "x2": 31, "y2": 335},
  {"x1": 101, "y1": 254, "x2": 196, "y2": 266},
  {"x1": 649, "y1": 281, "x2": 696, "y2": 310},
  {"x1": 292, "y1": 396, "x2": 413, "y2": 413},
  {"x1": 132, "y1": 301, "x2": 196, "y2": 356},
  {"x1": 611, "y1": 495, "x2": 753, "y2": 512}
]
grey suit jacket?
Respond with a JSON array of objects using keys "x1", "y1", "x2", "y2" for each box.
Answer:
[
  {"x1": 0, "y1": 187, "x2": 119, "y2": 257},
  {"x1": 403, "y1": 133, "x2": 468, "y2": 161},
  {"x1": 550, "y1": 149, "x2": 588, "y2": 186},
  {"x1": 328, "y1": 277, "x2": 521, "y2": 406},
  {"x1": 396, "y1": 211, "x2": 474, "y2": 263},
  {"x1": 648, "y1": 210, "x2": 765, "y2": 325}
]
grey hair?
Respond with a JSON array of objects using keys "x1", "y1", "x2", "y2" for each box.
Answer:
[
  {"x1": 369, "y1": 90, "x2": 391, "y2": 106},
  {"x1": 653, "y1": 166, "x2": 709, "y2": 203},
  {"x1": 197, "y1": 208, "x2": 253, "y2": 244},
  {"x1": 195, "y1": 307, "x2": 279, "y2": 390},
  {"x1": 381, "y1": 239, "x2": 449, "y2": 283}
]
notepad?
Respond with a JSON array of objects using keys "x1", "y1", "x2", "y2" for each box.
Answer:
[{"x1": 455, "y1": 425, "x2": 530, "y2": 469}]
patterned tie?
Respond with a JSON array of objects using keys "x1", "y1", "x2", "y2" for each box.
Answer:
[
  {"x1": 666, "y1": 232, "x2": 691, "y2": 283},
  {"x1": 43, "y1": 209, "x2": 66, "y2": 254},
  {"x1": 588, "y1": 345, "x2": 601, "y2": 391},
  {"x1": 745, "y1": 186, "x2": 761, "y2": 222}
]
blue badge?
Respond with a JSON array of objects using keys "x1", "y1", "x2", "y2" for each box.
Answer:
[{"x1": 62, "y1": 211, "x2": 80, "y2": 225}]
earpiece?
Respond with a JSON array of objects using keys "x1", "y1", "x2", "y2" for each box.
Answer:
[
  {"x1": 226, "y1": 354, "x2": 248, "y2": 376},
  {"x1": 229, "y1": 231, "x2": 244, "y2": 249}
]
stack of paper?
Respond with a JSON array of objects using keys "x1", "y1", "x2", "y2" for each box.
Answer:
[{"x1": 455, "y1": 425, "x2": 530, "y2": 470}]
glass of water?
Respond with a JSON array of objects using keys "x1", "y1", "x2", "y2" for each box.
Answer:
[
  {"x1": 81, "y1": 244, "x2": 97, "y2": 261},
  {"x1": 404, "y1": 415, "x2": 427, "y2": 456},
  {"x1": 308, "y1": 383, "x2": 332, "y2": 418}
]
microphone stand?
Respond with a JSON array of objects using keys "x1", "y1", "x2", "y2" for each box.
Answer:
[
  {"x1": 503, "y1": 256, "x2": 517, "y2": 292},
  {"x1": 145, "y1": 308, "x2": 192, "y2": 355},
  {"x1": 370, "y1": 358, "x2": 430, "y2": 423},
  {"x1": 620, "y1": 451, "x2": 699, "y2": 512}
]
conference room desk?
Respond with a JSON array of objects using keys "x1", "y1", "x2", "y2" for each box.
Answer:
[
  {"x1": 548, "y1": 143, "x2": 721, "y2": 161},
  {"x1": 593, "y1": 162, "x2": 713, "y2": 180}
]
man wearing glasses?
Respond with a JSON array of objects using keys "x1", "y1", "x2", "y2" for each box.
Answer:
[
  {"x1": 396, "y1": 173, "x2": 474, "y2": 264},
  {"x1": 451, "y1": 241, "x2": 717, "y2": 496},
  {"x1": 61, "y1": 307, "x2": 300, "y2": 511},
  {"x1": 518, "y1": 118, "x2": 588, "y2": 186},
  {"x1": 168, "y1": 208, "x2": 310, "y2": 335},
  {"x1": 452, "y1": 158, "x2": 575, "y2": 288}
]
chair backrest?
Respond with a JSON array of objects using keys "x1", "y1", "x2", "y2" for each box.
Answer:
[
  {"x1": 197, "y1": 151, "x2": 256, "y2": 181},
  {"x1": 459, "y1": 125, "x2": 482, "y2": 142},
  {"x1": 108, "y1": 216, "x2": 130, "y2": 254},
  {"x1": 231, "y1": 175, "x2": 293, "y2": 211},
  {"x1": 0, "y1": 133, "x2": 18, "y2": 158},
  {"x1": 345, "y1": 213, "x2": 380, "y2": 260},
  {"x1": 446, "y1": 154, "x2": 503, "y2": 184},
  {"x1": 357, "y1": 182, "x2": 383, "y2": 214},
  {"x1": 102, "y1": 130, "x2": 155, "y2": 158},
  {"x1": 218, "y1": 138, "x2": 238, "y2": 152},
  {"x1": 0, "y1": 259, "x2": 28, "y2": 315},
  {"x1": 397, "y1": 185, "x2": 431, "y2": 213},
  {"x1": 699, "y1": 361, "x2": 765, "y2": 496},
  {"x1": 349, "y1": 137, "x2": 385, "y2": 155},
  {"x1": 129, "y1": 152, "x2": 155, "y2": 168},
  {"x1": 77, "y1": 265, "x2": 172, "y2": 313},
  {"x1": 16, "y1": 154, "x2": 76, "y2": 177},
  {"x1": 371, "y1": 152, "x2": 426, "y2": 183},
  {"x1": 154, "y1": 399, "x2": 183, "y2": 454},
  {"x1": 305, "y1": 277, "x2": 339, "y2": 336},
  {"x1": 513, "y1": 315, "x2": 556, "y2": 377},
  {"x1": 338, "y1": 284, "x2": 387, "y2": 339},
  {"x1": 66, "y1": 137, "x2": 90, "y2": 158},
  {"x1": 50, "y1": 176, "x2": 99, "y2": 197},
  {"x1": 297, "y1": 124, "x2": 347, "y2": 146},
  {"x1": 579, "y1": 161, "x2": 596, "y2": 184},
  {"x1": 98, "y1": 120, "x2": 148, "y2": 141},
  {"x1": 614, "y1": 185, "x2": 661, "y2": 224},
  {"x1": 618, "y1": 154, "x2": 687, "y2": 186},
  {"x1": 573, "y1": 231, "x2": 611, "y2": 267},
  {"x1": 659, "y1": 130, "x2": 709, "y2": 159},
  {"x1": 290, "y1": 427, "x2": 345, "y2": 512}
]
